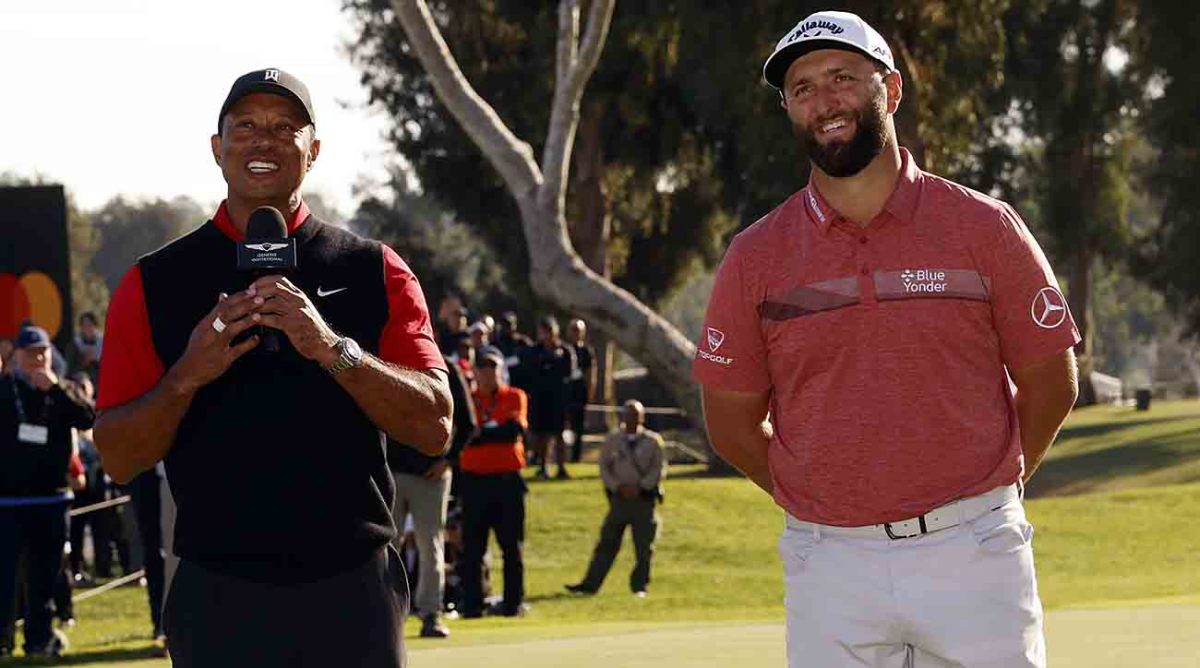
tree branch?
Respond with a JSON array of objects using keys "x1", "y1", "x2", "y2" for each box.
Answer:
[
  {"x1": 391, "y1": 0, "x2": 542, "y2": 200},
  {"x1": 554, "y1": 1, "x2": 578, "y2": 91},
  {"x1": 538, "y1": 0, "x2": 616, "y2": 215}
]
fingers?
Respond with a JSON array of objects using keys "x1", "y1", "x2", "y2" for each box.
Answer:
[
  {"x1": 248, "y1": 275, "x2": 305, "y2": 300},
  {"x1": 253, "y1": 313, "x2": 285, "y2": 331},
  {"x1": 227, "y1": 332, "x2": 261, "y2": 360},
  {"x1": 220, "y1": 310, "x2": 263, "y2": 341},
  {"x1": 206, "y1": 291, "x2": 259, "y2": 334}
]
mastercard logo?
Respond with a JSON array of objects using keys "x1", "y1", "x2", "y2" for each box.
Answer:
[{"x1": 1, "y1": 271, "x2": 64, "y2": 340}]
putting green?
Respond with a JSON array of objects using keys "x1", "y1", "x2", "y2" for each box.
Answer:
[{"x1": 408, "y1": 604, "x2": 1200, "y2": 667}]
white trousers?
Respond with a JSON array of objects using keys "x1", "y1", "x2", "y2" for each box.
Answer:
[
  {"x1": 392, "y1": 469, "x2": 452, "y2": 617},
  {"x1": 781, "y1": 493, "x2": 1045, "y2": 668}
]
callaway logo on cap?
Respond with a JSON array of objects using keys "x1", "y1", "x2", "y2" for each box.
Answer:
[{"x1": 762, "y1": 11, "x2": 895, "y2": 89}]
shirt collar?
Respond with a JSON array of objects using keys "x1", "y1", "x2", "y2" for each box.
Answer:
[
  {"x1": 211, "y1": 200, "x2": 311, "y2": 242},
  {"x1": 803, "y1": 147, "x2": 924, "y2": 234}
]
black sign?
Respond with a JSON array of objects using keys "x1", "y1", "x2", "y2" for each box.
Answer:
[{"x1": 0, "y1": 185, "x2": 73, "y2": 348}]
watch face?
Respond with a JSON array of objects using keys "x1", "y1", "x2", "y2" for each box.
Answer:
[{"x1": 343, "y1": 337, "x2": 363, "y2": 362}]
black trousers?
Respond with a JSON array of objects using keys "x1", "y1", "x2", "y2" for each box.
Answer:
[
  {"x1": 127, "y1": 470, "x2": 164, "y2": 634},
  {"x1": 0, "y1": 501, "x2": 69, "y2": 652},
  {"x1": 580, "y1": 497, "x2": 659, "y2": 592},
  {"x1": 69, "y1": 489, "x2": 116, "y2": 576},
  {"x1": 567, "y1": 401, "x2": 587, "y2": 462},
  {"x1": 457, "y1": 472, "x2": 525, "y2": 615},
  {"x1": 164, "y1": 545, "x2": 409, "y2": 667}
]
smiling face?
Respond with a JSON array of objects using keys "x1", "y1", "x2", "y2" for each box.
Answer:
[
  {"x1": 211, "y1": 92, "x2": 319, "y2": 213},
  {"x1": 781, "y1": 49, "x2": 900, "y2": 178}
]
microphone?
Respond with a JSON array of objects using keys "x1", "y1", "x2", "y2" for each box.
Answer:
[{"x1": 237, "y1": 206, "x2": 299, "y2": 353}]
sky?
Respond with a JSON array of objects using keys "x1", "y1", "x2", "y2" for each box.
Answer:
[{"x1": 0, "y1": 0, "x2": 396, "y2": 215}]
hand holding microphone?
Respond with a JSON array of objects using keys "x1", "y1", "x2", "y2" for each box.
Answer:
[
  {"x1": 238, "y1": 206, "x2": 341, "y2": 366},
  {"x1": 238, "y1": 206, "x2": 298, "y2": 353}
]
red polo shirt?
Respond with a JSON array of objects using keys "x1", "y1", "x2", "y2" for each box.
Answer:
[
  {"x1": 693, "y1": 149, "x2": 1080, "y2": 526},
  {"x1": 97, "y1": 201, "x2": 445, "y2": 410}
]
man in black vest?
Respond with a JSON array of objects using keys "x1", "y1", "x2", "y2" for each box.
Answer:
[{"x1": 94, "y1": 69, "x2": 452, "y2": 668}]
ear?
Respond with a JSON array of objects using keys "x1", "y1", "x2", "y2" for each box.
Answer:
[
  {"x1": 210, "y1": 134, "x2": 223, "y2": 167},
  {"x1": 306, "y1": 136, "x2": 321, "y2": 171},
  {"x1": 778, "y1": 90, "x2": 788, "y2": 110},
  {"x1": 884, "y1": 70, "x2": 903, "y2": 114}
]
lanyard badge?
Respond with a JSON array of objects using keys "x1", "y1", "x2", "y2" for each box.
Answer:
[{"x1": 18, "y1": 423, "x2": 49, "y2": 445}]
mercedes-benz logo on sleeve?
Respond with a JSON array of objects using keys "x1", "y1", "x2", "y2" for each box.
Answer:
[{"x1": 1031, "y1": 287, "x2": 1068, "y2": 329}]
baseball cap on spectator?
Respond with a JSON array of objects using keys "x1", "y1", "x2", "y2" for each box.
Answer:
[
  {"x1": 476, "y1": 347, "x2": 506, "y2": 368},
  {"x1": 16, "y1": 326, "x2": 51, "y2": 349},
  {"x1": 217, "y1": 68, "x2": 316, "y2": 134},
  {"x1": 468, "y1": 321, "x2": 491, "y2": 335},
  {"x1": 762, "y1": 11, "x2": 895, "y2": 90}
]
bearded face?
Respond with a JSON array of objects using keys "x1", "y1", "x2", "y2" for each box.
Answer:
[{"x1": 792, "y1": 82, "x2": 889, "y2": 178}]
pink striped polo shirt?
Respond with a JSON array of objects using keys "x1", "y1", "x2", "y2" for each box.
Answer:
[{"x1": 693, "y1": 148, "x2": 1080, "y2": 526}]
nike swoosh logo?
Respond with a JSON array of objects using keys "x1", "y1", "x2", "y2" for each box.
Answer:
[{"x1": 317, "y1": 287, "x2": 348, "y2": 297}]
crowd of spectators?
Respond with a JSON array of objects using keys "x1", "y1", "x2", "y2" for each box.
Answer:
[
  {"x1": 387, "y1": 296, "x2": 668, "y2": 639},
  {"x1": 2, "y1": 296, "x2": 668, "y2": 654},
  {"x1": 0, "y1": 315, "x2": 167, "y2": 659}
]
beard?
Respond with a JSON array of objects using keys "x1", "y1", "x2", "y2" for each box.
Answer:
[{"x1": 793, "y1": 88, "x2": 889, "y2": 178}]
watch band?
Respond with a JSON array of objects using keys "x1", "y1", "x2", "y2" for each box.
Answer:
[{"x1": 326, "y1": 355, "x2": 354, "y2": 375}]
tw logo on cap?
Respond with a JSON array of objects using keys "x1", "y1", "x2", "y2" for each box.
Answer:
[{"x1": 264, "y1": 69, "x2": 280, "y2": 82}]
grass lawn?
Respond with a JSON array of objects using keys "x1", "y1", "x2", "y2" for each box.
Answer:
[{"x1": 6, "y1": 400, "x2": 1199, "y2": 665}]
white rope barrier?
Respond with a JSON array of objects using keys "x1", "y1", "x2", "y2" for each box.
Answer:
[
  {"x1": 68, "y1": 494, "x2": 131, "y2": 518},
  {"x1": 584, "y1": 403, "x2": 687, "y2": 416},
  {"x1": 71, "y1": 569, "x2": 145, "y2": 603}
]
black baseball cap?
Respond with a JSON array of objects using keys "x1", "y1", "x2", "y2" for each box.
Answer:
[
  {"x1": 16, "y1": 326, "x2": 51, "y2": 349},
  {"x1": 476, "y1": 347, "x2": 506, "y2": 368},
  {"x1": 217, "y1": 68, "x2": 315, "y2": 134}
]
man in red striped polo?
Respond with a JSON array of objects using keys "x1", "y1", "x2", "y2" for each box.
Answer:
[{"x1": 693, "y1": 11, "x2": 1079, "y2": 668}]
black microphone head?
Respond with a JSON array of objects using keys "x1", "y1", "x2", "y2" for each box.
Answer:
[{"x1": 246, "y1": 206, "x2": 288, "y2": 240}]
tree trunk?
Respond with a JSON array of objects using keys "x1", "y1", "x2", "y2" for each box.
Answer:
[
  {"x1": 1069, "y1": 249, "x2": 1096, "y2": 405},
  {"x1": 393, "y1": 0, "x2": 718, "y2": 471},
  {"x1": 516, "y1": 193, "x2": 704, "y2": 429},
  {"x1": 568, "y1": 99, "x2": 617, "y2": 416}
]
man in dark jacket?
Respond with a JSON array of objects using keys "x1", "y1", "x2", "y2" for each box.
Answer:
[
  {"x1": 0, "y1": 326, "x2": 95, "y2": 658},
  {"x1": 524, "y1": 317, "x2": 576, "y2": 479}
]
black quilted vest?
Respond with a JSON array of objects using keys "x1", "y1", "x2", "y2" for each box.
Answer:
[{"x1": 139, "y1": 216, "x2": 394, "y2": 583}]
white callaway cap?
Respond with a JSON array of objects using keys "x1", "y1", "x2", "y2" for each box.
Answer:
[{"x1": 762, "y1": 11, "x2": 895, "y2": 89}]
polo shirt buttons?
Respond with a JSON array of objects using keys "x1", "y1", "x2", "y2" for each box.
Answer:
[
  {"x1": 860, "y1": 266, "x2": 870, "y2": 276},
  {"x1": 859, "y1": 236, "x2": 868, "y2": 244}
]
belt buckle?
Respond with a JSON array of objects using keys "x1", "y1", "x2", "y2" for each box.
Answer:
[{"x1": 884, "y1": 516, "x2": 928, "y2": 540}]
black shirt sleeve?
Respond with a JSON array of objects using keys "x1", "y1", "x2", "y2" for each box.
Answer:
[
  {"x1": 445, "y1": 363, "x2": 477, "y2": 462},
  {"x1": 49, "y1": 383, "x2": 96, "y2": 431}
]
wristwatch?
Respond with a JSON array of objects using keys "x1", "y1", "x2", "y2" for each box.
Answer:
[{"x1": 325, "y1": 336, "x2": 364, "y2": 375}]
